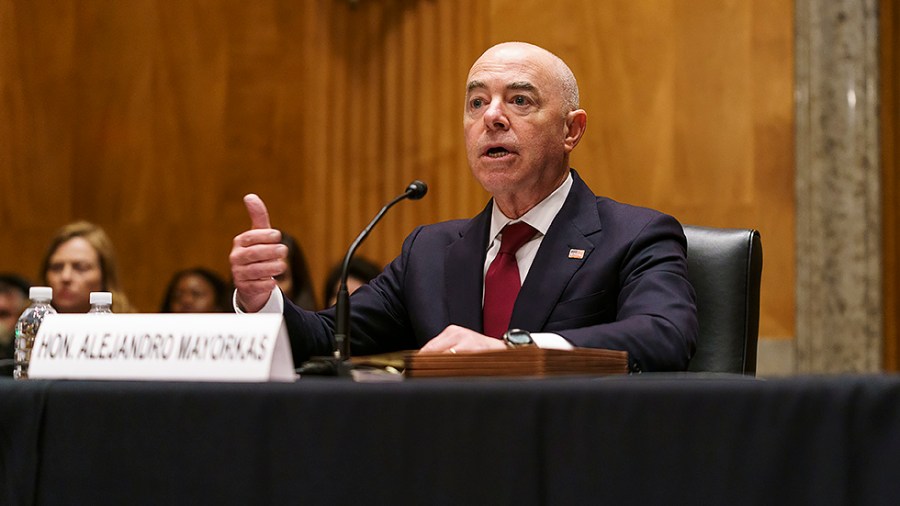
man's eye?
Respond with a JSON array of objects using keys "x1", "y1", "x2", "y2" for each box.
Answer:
[
  {"x1": 513, "y1": 96, "x2": 527, "y2": 106},
  {"x1": 471, "y1": 98, "x2": 484, "y2": 108}
]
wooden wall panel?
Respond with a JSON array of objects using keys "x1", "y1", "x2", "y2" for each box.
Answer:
[
  {"x1": 0, "y1": 0, "x2": 794, "y2": 342},
  {"x1": 883, "y1": 0, "x2": 899, "y2": 370}
]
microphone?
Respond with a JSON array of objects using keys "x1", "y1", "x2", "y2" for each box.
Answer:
[
  {"x1": 405, "y1": 180, "x2": 428, "y2": 200},
  {"x1": 299, "y1": 180, "x2": 428, "y2": 376}
]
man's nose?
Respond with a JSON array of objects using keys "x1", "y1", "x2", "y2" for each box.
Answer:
[{"x1": 483, "y1": 102, "x2": 509, "y2": 131}]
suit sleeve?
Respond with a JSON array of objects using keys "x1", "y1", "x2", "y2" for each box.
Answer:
[
  {"x1": 556, "y1": 213, "x2": 698, "y2": 372},
  {"x1": 281, "y1": 227, "x2": 423, "y2": 364}
]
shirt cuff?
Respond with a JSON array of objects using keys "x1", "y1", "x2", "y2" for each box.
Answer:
[
  {"x1": 531, "y1": 332, "x2": 574, "y2": 350},
  {"x1": 232, "y1": 287, "x2": 284, "y2": 314}
]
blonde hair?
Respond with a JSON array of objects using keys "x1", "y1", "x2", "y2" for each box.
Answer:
[{"x1": 40, "y1": 221, "x2": 135, "y2": 313}]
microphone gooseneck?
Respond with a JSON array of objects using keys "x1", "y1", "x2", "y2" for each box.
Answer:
[{"x1": 331, "y1": 180, "x2": 428, "y2": 361}]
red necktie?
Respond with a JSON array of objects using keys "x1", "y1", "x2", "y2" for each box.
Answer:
[{"x1": 483, "y1": 222, "x2": 537, "y2": 338}]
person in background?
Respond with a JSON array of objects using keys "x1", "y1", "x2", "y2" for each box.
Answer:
[
  {"x1": 40, "y1": 221, "x2": 135, "y2": 313},
  {"x1": 274, "y1": 231, "x2": 317, "y2": 310},
  {"x1": 160, "y1": 267, "x2": 232, "y2": 313},
  {"x1": 322, "y1": 257, "x2": 383, "y2": 308},
  {"x1": 0, "y1": 274, "x2": 30, "y2": 368}
]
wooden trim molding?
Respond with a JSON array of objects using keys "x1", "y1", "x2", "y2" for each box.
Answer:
[{"x1": 882, "y1": 0, "x2": 900, "y2": 370}]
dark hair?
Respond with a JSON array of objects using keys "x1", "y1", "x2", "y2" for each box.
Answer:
[
  {"x1": 279, "y1": 232, "x2": 317, "y2": 310},
  {"x1": 160, "y1": 267, "x2": 232, "y2": 313},
  {"x1": 322, "y1": 257, "x2": 383, "y2": 308},
  {"x1": 0, "y1": 274, "x2": 30, "y2": 298}
]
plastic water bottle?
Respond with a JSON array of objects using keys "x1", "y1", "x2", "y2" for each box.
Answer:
[
  {"x1": 14, "y1": 286, "x2": 58, "y2": 380},
  {"x1": 88, "y1": 292, "x2": 113, "y2": 314}
]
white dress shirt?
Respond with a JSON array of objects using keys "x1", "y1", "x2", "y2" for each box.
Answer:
[{"x1": 483, "y1": 173, "x2": 574, "y2": 350}]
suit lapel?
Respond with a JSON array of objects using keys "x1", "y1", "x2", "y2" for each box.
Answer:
[
  {"x1": 510, "y1": 171, "x2": 602, "y2": 332},
  {"x1": 445, "y1": 202, "x2": 492, "y2": 331}
]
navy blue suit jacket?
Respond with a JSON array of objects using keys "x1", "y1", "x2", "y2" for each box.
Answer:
[{"x1": 284, "y1": 170, "x2": 698, "y2": 371}]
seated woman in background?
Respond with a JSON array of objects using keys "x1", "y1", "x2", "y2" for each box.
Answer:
[
  {"x1": 160, "y1": 267, "x2": 232, "y2": 313},
  {"x1": 40, "y1": 221, "x2": 135, "y2": 313},
  {"x1": 275, "y1": 232, "x2": 317, "y2": 310},
  {"x1": 322, "y1": 257, "x2": 383, "y2": 308}
]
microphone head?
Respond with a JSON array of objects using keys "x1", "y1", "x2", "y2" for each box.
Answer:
[{"x1": 406, "y1": 180, "x2": 428, "y2": 200}]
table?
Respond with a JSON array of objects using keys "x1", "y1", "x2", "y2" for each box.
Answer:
[{"x1": 3, "y1": 374, "x2": 900, "y2": 505}]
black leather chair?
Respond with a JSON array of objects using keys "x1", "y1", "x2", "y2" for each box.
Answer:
[{"x1": 683, "y1": 225, "x2": 762, "y2": 375}]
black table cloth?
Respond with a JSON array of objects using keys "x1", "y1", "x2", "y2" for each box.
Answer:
[{"x1": 2, "y1": 374, "x2": 900, "y2": 505}]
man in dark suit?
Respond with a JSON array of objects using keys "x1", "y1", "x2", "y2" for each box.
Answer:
[{"x1": 230, "y1": 42, "x2": 697, "y2": 372}]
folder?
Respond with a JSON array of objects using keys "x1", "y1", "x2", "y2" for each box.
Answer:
[{"x1": 405, "y1": 346, "x2": 629, "y2": 378}]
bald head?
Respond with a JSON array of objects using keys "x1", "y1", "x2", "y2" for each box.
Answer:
[{"x1": 469, "y1": 42, "x2": 580, "y2": 112}]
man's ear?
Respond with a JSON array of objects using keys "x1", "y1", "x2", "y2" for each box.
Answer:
[{"x1": 563, "y1": 109, "x2": 587, "y2": 152}]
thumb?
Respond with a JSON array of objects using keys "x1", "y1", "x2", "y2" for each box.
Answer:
[{"x1": 243, "y1": 194, "x2": 271, "y2": 230}]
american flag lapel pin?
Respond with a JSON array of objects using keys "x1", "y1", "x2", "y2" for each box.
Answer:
[{"x1": 568, "y1": 248, "x2": 585, "y2": 259}]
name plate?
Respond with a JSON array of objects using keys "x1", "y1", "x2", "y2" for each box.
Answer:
[{"x1": 28, "y1": 313, "x2": 296, "y2": 382}]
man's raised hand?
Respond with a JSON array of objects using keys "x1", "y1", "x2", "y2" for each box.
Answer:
[{"x1": 229, "y1": 194, "x2": 288, "y2": 312}]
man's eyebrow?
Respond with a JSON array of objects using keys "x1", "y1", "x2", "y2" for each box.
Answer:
[
  {"x1": 465, "y1": 80, "x2": 538, "y2": 93},
  {"x1": 508, "y1": 81, "x2": 536, "y2": 92},
  {"x1": 466, "y1": 80, "x2": 486, "y2": 93}
]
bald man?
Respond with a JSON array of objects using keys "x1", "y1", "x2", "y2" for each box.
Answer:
[{"x1": 229, "y1": 42, "x2": 698, "y2": 372}]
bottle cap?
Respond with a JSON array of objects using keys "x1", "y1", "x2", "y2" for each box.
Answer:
[
  {"x1": 29, "y1": 286, "x2": 52, "y2": 301},
  {"x1": 90, "y1": 291, "x2": 113, "y2": 305}
]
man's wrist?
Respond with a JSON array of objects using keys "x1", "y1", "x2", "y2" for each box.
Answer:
[
  {"x1": 503, "y1": 329, "x2": 536, "y2": 347},
  {"x1": 233, "y1": 288, "x2": 283, "y2": 314}
]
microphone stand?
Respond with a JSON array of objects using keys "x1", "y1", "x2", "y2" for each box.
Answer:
[{"x1": 298, "y1": 181, "x2": 427, "y2": 377}]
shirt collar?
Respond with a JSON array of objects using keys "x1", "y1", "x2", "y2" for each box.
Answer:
[{"x1": 488, "y1": 171, "x2": 574, "y2": 246}]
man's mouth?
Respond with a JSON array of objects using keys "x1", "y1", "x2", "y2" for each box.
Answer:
[{"x1": 486, "y1": 147, "x2": 511, "y2": 158}]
